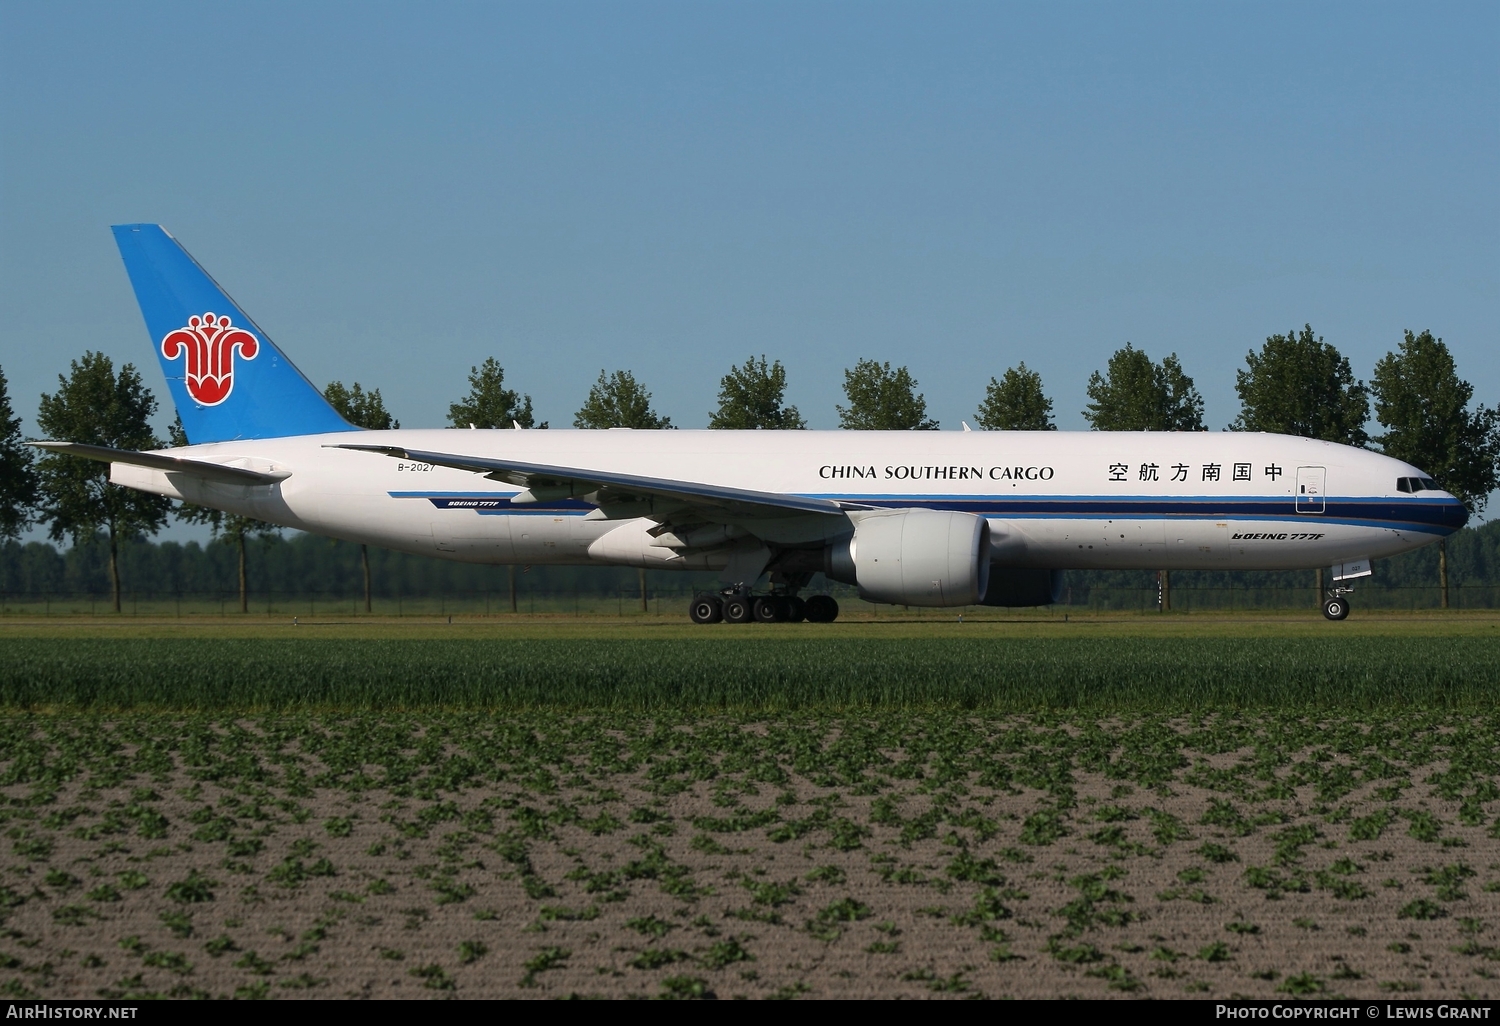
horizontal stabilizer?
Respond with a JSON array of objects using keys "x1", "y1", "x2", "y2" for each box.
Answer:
[
  {"x1": 30, "y1": 441, "x2": 289, "y2": 485},
  {"x1": 334, "y1": 443, "x2": 856, "y2": 520}
]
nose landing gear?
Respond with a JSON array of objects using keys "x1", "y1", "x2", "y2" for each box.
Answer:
[{"x1": 1322, "y1": 585, "x2": 1353, "y2": 621}]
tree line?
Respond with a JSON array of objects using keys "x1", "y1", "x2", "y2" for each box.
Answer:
[{"x1": 0, "y1": 324, "x2": 1495, "y2": 611}]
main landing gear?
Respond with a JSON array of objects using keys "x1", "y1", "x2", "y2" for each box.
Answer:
[
  {"x1": 1322, "y1": 585, "x2": 1353, "y2": 621},
  {"x1": 688, "y1": 590, "x2": 839, "y2": 624}
]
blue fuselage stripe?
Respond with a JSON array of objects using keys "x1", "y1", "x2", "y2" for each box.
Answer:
[{"x1": 389, "y1": 491, "x2": 1463, "y2": 534}]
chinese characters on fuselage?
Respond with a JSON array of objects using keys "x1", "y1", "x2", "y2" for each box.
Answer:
[{"x1": 1108, "y1": 462, "x2": 1282, "y2": 483}]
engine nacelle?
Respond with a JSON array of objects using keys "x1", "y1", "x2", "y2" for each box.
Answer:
[
  {"x1": 981, "y1": 568, "x2": 1065, "y2": 607},
  {"x1": 826, "y1": 509, "x2": 991, "y2": 606}
]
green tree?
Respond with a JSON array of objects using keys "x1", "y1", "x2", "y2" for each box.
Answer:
[
  {"x1": 837, "y1": 359, "x2": 937, "y2": 430},
  {"x1": 1083, "y1": 344, "x2": 1204, "y2": 431},
  {"x1": 35, "y1": 352, "x2": 171, "y2": 611},
  {"x1": 1372, "y1": 331, "x2": 1500, "y2": 513},
  {"x1": 573, "y1": 370, "x2": 673, "y2": 429},
  {"x1": 572, "y1": 367, "x2": 673, "y2": 612},
  {"x1": 1371, "y1": 329, "x2": 1500, "y2": 609},
  {"x1": 324, "y1": 380, "x2": 399, "y2": 610},
  {"x1": 708, "y1": 355, "x2": 805, "y2": 430},
  {"x1": 975, "y1": 362, "x2": 1056, "y2": 430},
  {"x1": 446, "y1": 358, "x2": 547, "y2": 611},
  {"x1": 0, "y1": 366, "x2": 38, "y2": 541},
  {"x1": 323, "y1": 381, "x2": 399, "y2": 430},
  {"x1": 447, "y1": 357, "x2": 546, "y2": 429},
  {"x1": 168, "y1": 416, "x2": 278, "y2": 613},
  {"x1": 1082, "y1": 344, "x2": 1202, "y2": 612},
  {"x1": 1231, "y1": 325, "x2": 1368, "y2": 445}
]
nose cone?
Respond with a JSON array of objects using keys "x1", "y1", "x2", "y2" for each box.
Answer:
[{"x1": 1440, "y1": 496, "x2": 1469, "y2": 532}]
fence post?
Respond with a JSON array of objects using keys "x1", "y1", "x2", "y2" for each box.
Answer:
[{"x1": 1439, "y1": 540, "x2": 1449, "y2": 610}]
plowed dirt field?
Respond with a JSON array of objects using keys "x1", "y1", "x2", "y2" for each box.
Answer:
[{"x1": 2, "y1": 709, "x2": 1496, "y2": 999}]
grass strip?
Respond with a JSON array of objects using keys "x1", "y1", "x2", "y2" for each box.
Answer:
[{"x1": 0, "y1": 637, "x2": 1495, "y2": 712}]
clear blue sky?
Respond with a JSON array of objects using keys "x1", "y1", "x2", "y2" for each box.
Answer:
[{"x1": 3, "y1": 2, "x2": 1496, "y2": 515}]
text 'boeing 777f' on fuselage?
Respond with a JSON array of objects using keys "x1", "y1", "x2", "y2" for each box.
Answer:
[{"x1": 30, "y1": 225, "x2": 1467, "y2": 624}]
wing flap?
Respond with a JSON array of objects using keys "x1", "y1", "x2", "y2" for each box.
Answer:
[
  {"x1": 334, "y1": 443, "x2": 853, "y2": 521},
  {"x1": 30, "y1": 441, "x2": 288, "y2": 486}
]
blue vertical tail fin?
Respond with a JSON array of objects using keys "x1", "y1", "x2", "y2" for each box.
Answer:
[{"x1": 111, "y1": 224, "x2": 352, "y2": 443}]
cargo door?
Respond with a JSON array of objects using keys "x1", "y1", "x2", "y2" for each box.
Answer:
[
  {"x1": 1174, "y1": 521, "x2": 1231, "y2": 566},
  {"x1": 1296, "y1": 466, "x2": 1326, "y2": 514}
]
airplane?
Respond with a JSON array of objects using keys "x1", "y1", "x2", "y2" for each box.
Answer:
[{"x1": 32, "y1": 224, "x2": 1467, "y2": 623}]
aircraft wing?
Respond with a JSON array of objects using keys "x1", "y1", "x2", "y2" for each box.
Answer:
[
  {"x1": 30, "y1": 441, "x2": 289, "y2": 486},
  {"x1": 334, "y1": 443, "x2": 857, "y2": 521}
]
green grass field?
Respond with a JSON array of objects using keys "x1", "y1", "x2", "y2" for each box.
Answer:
[{"x1": 1, "y1": 612, "x2": 1496, "y2": 712}]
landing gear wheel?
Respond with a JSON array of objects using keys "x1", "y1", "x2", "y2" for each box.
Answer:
[
  {"x1": 689, "y1": 595, "x2": 723, "y2": 624},
  {"x1": 1322, "y1": 596, "x2": 1350, "y2": 621},
  {"x1": 785, "y1": 596, "x2": 806, "y2": 623},
  {"x1": 752, "y1": 596, "x2": 782, "y2": 623},
  {"x1": 804, "y1": 594, "x2": 839, "y2": 623},
  {"x1": 723, "y1": 596, "x2": 754, "y2": 624}
]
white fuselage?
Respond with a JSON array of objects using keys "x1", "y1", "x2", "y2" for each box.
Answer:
[{"x1": 111, "y1": 429, "x2": 1463, "y2": 574}]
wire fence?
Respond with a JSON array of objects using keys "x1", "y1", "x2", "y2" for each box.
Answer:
[
  {"x1": 0, "y1": 584, "x2": 1495, "y2": 617},
  {"x1": 1063, "y1": 584, "x2": 1500, "y2": 613}
]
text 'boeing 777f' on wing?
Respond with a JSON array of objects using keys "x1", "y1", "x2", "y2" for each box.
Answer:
[{"x1": 30, "y1": 225, "x2": 1467, "y2": 624}]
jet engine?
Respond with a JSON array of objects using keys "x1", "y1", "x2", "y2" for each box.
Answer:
[{"x1": 825, "y1": 509, "x2": 991, "y2": 606}]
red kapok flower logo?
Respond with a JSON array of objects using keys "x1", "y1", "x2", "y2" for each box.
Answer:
[{"x1": 160, "y1": 313, "x2": 259, "y2": 406}]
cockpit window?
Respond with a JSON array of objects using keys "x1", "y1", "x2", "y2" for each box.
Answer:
[
  {"x1": 1420, "y1": 478, "x2": 1439, "y2": 491},
  {"x1": 1397, "y1": 477, "x2": 1444, "y2": 493},
  {"x1": 1397, "y1": 478, "x2": 1413, "y2": 492}
]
